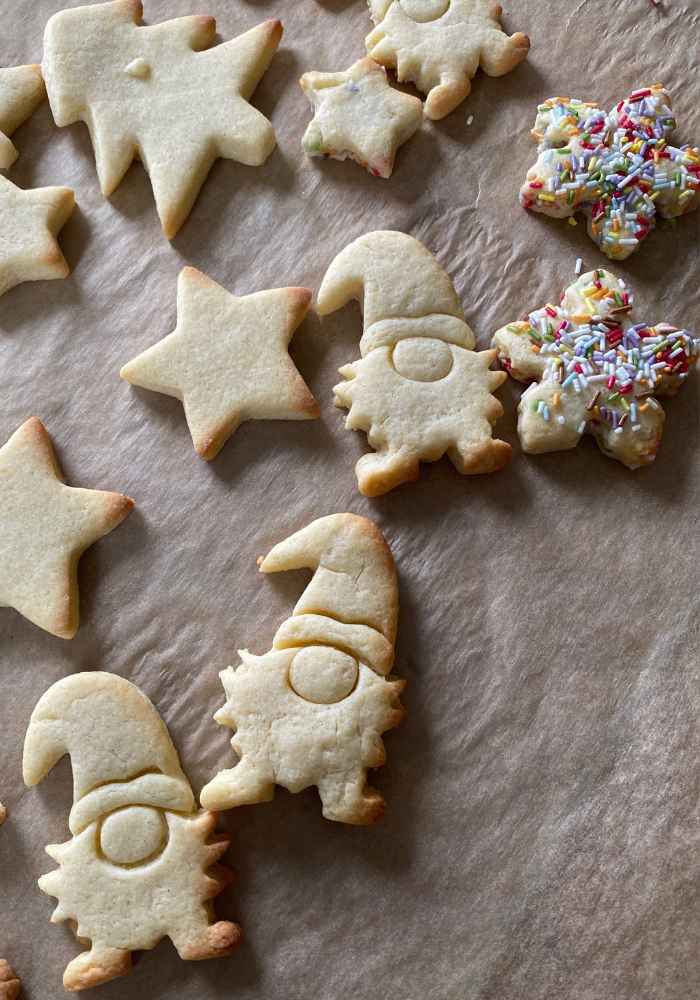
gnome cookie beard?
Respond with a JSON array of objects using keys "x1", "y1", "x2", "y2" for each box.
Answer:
[
  {"x1": 201, "y1": 514, "x2": 405, "y2": 825},
  {"x1": 317, "y1": 230, "x2": 511, "y2": 496},
  {"x1": 23, "y1": 673, "x2": 240, "y2": 992}
]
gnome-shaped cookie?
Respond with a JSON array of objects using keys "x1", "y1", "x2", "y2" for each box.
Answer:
[
  {"x1": 201, "y1": 514, "x2": 405, "y2": 825},
  {"x1": 23, "y1": 673, "x2": 240, "y2": 992},
  {"x1": 317, "y1": 231, "x2": 511, "y2": 495}
]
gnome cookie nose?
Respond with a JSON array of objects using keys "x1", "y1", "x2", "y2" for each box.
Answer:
[
  {"x1": 399, "y1": 0, "x2": 450, "y2": 21},
  {"x1": 99, "y1": 806, "x2": 167, "y2": 865},
  {"x1": 393, "y1": 337, "x2": 454, "y2": 382},
  {"x1": 289, "y1": 646, "x2": 359, "y2": 704}
]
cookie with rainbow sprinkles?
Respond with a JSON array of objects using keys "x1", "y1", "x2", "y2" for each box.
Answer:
[
  {"x1": 492, "y1": 269, "x2": 699, "y2": 469},
  {"x1": 520, "y1": 85, "x2": 700, "y2": 260}
]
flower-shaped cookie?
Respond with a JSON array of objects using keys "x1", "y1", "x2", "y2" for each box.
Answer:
[
  {"x1": 520, "y1": 85, "x2": 700, "y2": 260},
  {"x1": 492, "y1": 270, "x2": 699, "y2": 468},
  {"x1": 300, "y1": 57, "x2": 422, "y2": 178},
  {"x1": 366, "y1": 0, "x2": 529, "y2": 120}
]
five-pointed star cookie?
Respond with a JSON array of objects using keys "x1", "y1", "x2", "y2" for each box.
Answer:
[
  {"x1": 43, "y1": 0, "x2": 282, "y2": 239},
  {"x1": 0, "y1": 64, "x2": 46, "y2": 168},
  {"x1": 300, "y1": 57, "x2": 422, "y2": 178},
  {"x1": 0, "y1": 175, "x2": 74, "y2": 298},
  {"x1": 120, "y1": 267, "x2": 320, "y2": 461},
  {"x1": 0, "y1": 418, "x2": 134, "y2": 639}
]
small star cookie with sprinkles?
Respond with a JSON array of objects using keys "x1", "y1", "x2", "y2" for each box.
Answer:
[
  {"x1": 120, "y1": 267, "x2": 319, "y2": 461},
  {"x1": 0, "y1": 174, "x2": 74, "y2": 298},
  {"x1": 492, "y1": 270, "x2": 699, "y2": 469},
  {"x1": 0, "y1": 417, "x2": 134, "y2": 638},
  {"x1": 366, "y1": 0, "x2": 529, "y2": 121},
  {"x1": 0, "y1": 64, "x2": 45, "y2": 168},
  {"x1": 520, "y1": 85, "x2": 700, "y2": 260},
  {"x1": 300, "y1": 57, "x2": 422, "y2": 178},
  {"x1": 42, "y1": 0, "x2": 282, "y2": 238}
]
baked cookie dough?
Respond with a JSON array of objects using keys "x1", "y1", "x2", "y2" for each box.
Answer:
[
  {"x1": 0, "y1": 175, "x2": 74, "y2": 298},
  {"x1": 366, "y1": 0, "x2": 529, "y2": 120},
  {"x1": 521, "y1": 85, "x2": 700, "y2": 260},
  {"x1": 43, "y1": 0, "x2": 282, "y2": 238},
  {"x1": 24, "y1": 672, "x2": 240, "y2": 991},
  {"x1": 0, "y1": 64, "x2": 45, "y2": 168},
  {"x1": 0, "y1": 418, "x2": 133, "y2": 638},
  {"x1": 201, "y1": 514, "x2": 405, "y2": 825},
  {"x1": 317, "y1": 230, "x2": 511, "y2": 495},
  {"x1": 300, "y1": 57, "x2": 422, "y2": 177},
  {"x1": 493, "y1": 269, "x2": 699, "y2": 467}
]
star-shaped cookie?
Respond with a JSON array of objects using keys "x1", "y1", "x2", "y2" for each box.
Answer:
[
  {"x1": 120, "y1": 267, "x2": 320, "y2": 460},
  {"x1": 0, "y1": 64, "x2": 46, "y2": 168},
  {"x1": 0, "y1": 175, "x2": 75, "y2": 298},
  {"x1": 43, "y1": 0, "x2": 282, "y2": 238},
  {"x1": 300, "y1": 57, "x2": 422, "y2": 178},
  {"x1": 0, "y1": 418, "x2": 134, "y2": 639}
]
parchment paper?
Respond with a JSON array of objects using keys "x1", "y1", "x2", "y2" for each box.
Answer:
[{"x1": 1, "y1": 2, "x2": 699, "y2": 998}]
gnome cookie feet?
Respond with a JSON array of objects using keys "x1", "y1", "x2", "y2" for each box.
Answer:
[
  {"x1": 174, "y1": 922, "x2": 242, "y2": 962},
  {"x1": 318, "y1": 230, "x2": 510, "y2": 496},
  {"x1": 23, "y1": 673, "x2": 241, "y2": 990},
  {"x1": 202, "y1": 514, "x2": 405, "y2": 824},
  {"x1": 200, "y1": 759, "x2": 275, "y2": 811},
  {"x1": 355, "y1": 448, "x2": 419, "y2": 496},
  {"x1": 63, "y1": 947, "x2": 131, "y2": 992},
  {"x1": 317, "y1": 777, "x2": 385, "y2": 825}
]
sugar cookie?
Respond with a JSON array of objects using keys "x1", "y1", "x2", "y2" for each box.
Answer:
[
  {"x1": 366, "y1": 0, "x2": 529, "y2": 120},
  {"x1": 120, "y1": 267, "x2": 319, "y2": 460},
  {"x1": 0, "y1": 418, "x2": 133, "y2": 638},
  {"x1": 317, "y1": 230, "x2": 510, "y2": 495},
  {"x1": 0, "y1": 65, "x2": 45, "y2": 168},
  {"x1": 24, "y1": 672, "x2": 241, "y2": 992},
  {"x1": 0, "y1": 961, "x2": 20, "y2": 1000},
  {"x1": 520, "y1": 85, "x2": 700, "y2": 260},
  {"x1": 300, "y1": 57, "x2": 422, "y2": 178},
  {"x1": 492, "y1": 269, "x2": 699, "y2": 468},
  {"x1": 0, "y1": 175, "x2": 74, "y2": 298},
  {"x1": 201, "y1": 514, "x2": 405, "y2": 825},
  {"x1": 43, "y1": 0, "x2": 282, "y2": 238}
]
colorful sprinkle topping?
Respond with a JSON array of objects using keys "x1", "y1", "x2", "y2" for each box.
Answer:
[
  {"x1": 520, "y1": 85, "x2": 700, "y2": 260},
  {"x1": 518, "y1": 272, "x2": 698, "y2": 430}
]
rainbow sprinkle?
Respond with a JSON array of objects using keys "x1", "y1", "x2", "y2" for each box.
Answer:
[
  {"x1": 493, "y1": 270, "x2": 698, "y2": 466},
  {"x1": 520, "y1": 85, "x2": 700, "y2": 260}
]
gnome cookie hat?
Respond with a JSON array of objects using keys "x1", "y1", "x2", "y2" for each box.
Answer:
[
  {"x1": 23, "y1": 672, "x2": 194, "y2": 835},
  {"x1": 260, "y1": 512, "x2": 398, "y2": 675},
  {"x1": 316, "y1": 230, "x2": 477, "y2": 355}
]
